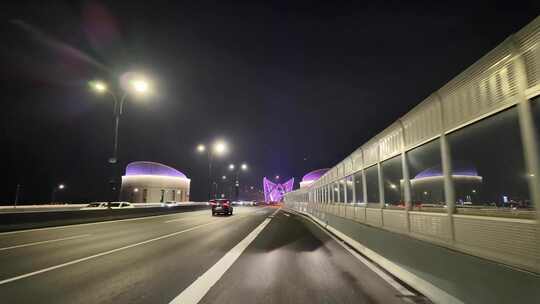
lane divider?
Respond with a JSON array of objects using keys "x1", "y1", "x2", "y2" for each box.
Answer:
[
  {"x1": 169, "y1": 208, "x2": 281, "y2": 304},
  {"x1": 0, "y1": 234, "x2": 91, "y2": 252},
  {"x1": 0, "y1": 212, "x2": 260, "y2": 286}
]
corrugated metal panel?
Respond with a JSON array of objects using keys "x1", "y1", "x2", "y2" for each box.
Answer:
[
  {"x1": 454, "y1": 216, "x2": 539, "y2": 273},
  {"x1": 354, "y1": 207, "x2": 366, "y2": 222},
  {"x1": 409, "y1": 212, "x2": 451, "y2": 241},
  {"x1": 515, "y1": 16, "x2": 540, "y2": 93},
  {"x1": 366, "y1": 208, "x2": 383, "y2": 226},
  {"x1": 379, "y1": 123, "x2": 403, "y2": 161},
  {"x1": 440, "y1": 41, "x2": 520, "y2": 131},
  {"x1": 382, "y1": 210, "x2": 407, "y2": 232},
  {"x1": 344, "y1": 157, "x2": 353, "y2": 175},
  {"x1": 401, "y1": 96, "x2": 442, "y2": 149},
  {"x1": 362, "y1": 140, "x2": 379, "y2": 168},
  {"x1": 352, "y1": 149, "x2": 363, "y2": 172}
]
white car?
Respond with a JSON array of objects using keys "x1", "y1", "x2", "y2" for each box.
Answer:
[
  {"x1": 81, "y1": 202, "x2": 108, "y2": 210},
  {"x1": 161, "y1": 201, "x2": 178, "y2": 207},
  {"x1": 108, "y1": 202, "x2": 134, "y2": 209}
]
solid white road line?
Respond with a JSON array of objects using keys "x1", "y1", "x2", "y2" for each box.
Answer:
[
  {"x1": 169, "y1": 208, "x2": 280, "y2": 304},
  {"x1": 0, "y1": 234, "x2": 91, "y2": 252},
  {"x1": 0, "y1": 210, "x2": 211, "y2": 235},
  {"x1": 0, "y1": 215, "x2": 249, "y2": 286}
]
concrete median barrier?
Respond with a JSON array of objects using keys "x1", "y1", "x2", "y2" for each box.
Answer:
[{"x1": 0, "y1": 204, "x2": 210, "y2": 232}]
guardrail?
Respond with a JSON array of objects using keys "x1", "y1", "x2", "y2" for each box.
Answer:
[{"x1": 0, "y1": 203, "x2": 210, "y2": 232}]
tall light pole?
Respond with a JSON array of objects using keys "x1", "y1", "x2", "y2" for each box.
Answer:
[
  {"x1": 89, "y1": 75, "x2": 151, "y2": 201},
  {"x1": 196, "y1": 140, "x2": 227, "y2": 199},
  {"x1": 229, "y1": 162, "x2": 248, "y2": 201}
]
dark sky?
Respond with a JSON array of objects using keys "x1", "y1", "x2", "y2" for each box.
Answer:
[{"x1": 1, "y1": 1, "x2": 538, "y2": 203}]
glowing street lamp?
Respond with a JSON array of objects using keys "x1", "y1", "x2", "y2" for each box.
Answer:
[
  {"x1": 213, "y1": 141, "x2": 227, "y2": 155},
  {"x1": 196, "y1": 139, "x2": 229, "y2": 199},
  {"x1": 90, "y1": 80, "x2": 107, "y2": 93},
  {"x1": 51, "y1": 183, "x2": 66, "y2": 203},
  {"x1": 88, "y1": 73, "x2": 154, "y2": 200},
  {"x1": 228, "y1": 162, "x2": 249, "y2": 201},
  {"x1": 131, "y1": 79, "x2": 149, "y2": 93}
]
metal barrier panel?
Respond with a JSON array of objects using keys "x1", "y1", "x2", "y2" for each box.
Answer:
[
  {"x1": 409, "y1": 212, "x2": 452, "y2": 243},
  {"x1": 382, "y1": 209, "x2": 407, "y2": 232},
  {"x1": 366, "y1": 208, "x2": 383, "y2": 226},
  {"x1": 453, "y1": 215, "x2": 540, "y2": 273}
]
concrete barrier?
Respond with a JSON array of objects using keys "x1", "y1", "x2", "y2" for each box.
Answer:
[{"x1": 0, "y1": 204, "x2": 210, "y2": 232}]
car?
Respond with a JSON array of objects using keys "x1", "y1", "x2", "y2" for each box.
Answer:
[
  {"x1": 107, "y1": 202, "x2": 134, "y2": 209},
  {"x1": 81, "y1": 202, "x2": 108, "y2": 210},
  {"x1": 210, "y1": 199, "x2": 233, "y2": 216},
  {"x1": 161, "y1": 201, "x2": 178, "y2": 207}
]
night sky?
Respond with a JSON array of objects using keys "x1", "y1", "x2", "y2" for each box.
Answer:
[{"x1": 1, "y1": 1, "x2": 538, "y2": 203}]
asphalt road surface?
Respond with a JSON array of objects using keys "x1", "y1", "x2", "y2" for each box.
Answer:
[{"x1": 0, "y1": 206, "x2": 423, "y2": 304}]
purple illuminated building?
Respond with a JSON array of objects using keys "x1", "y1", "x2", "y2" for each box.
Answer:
[
  {"x1": 300, "y1": 168, "x2": 330, "y2": 188},
  {"x1": 263, "y1": 177, "x2": 294, "y2": 202}
]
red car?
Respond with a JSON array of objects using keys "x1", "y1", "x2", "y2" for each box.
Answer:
[{"x1": 210, "y1": 199, "x2": 233, "y2": 216}]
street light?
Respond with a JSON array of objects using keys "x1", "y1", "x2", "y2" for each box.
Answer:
[
  {"x1": 89, "y1": 73, "x2": 153, "y2": 200},
  {"x1": 228, "y1": 162, "x2": 249, "y2": 200},
  {"x1": 196, "y1": 140, "x2": 229, "y2": 199},
  {"x1": 213, "y1": 141, "x2": 227, "y2": 155},
  {"x1": 51, "y1": 183, "x2": 66, "y2": 203}
]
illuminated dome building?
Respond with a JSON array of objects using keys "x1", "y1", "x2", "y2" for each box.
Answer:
[
  {"x1": 300, "y1": 169, "x2": 330, "y2": 188},
  {"x1": 120, "y1": 161, "x2": 191, "y2": 203},
  {"x1": 407, "y1": 163, "x2": 483, "y2": 204}
]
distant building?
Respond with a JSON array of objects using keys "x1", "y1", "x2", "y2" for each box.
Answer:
[
  {"x1": 300, "y1": 168, "x2": 330, "y2": 188},
  {"x1": 407, "y1": 163, "x2": 483, "y2": 204},
  {"x1": 120, "y1": 161, "x2": 191, "y2": 203}
]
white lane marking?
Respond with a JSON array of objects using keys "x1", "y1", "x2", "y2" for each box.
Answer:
[
  {"x1": 165, "y1": 214, "x2": 209, "y2": 223},
  {"x1": 0, "y1": 210, "x2": 211, "y2": 235},
  {"x1": 0, "y1": 234, "x2": 91, "y2": 252},
  {"x1": 288, "y1": 209, "x2": 415, "y2": 297},
  {"x1": 0, "y1": 215, "x2": 249, "y2": 286},
  {"x1": 169, "y1": 208, "x2": 280, "y2": 304}
]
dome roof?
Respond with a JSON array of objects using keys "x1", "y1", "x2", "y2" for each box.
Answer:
[
  {"x1": 302, "y1": 168, "x2": 330, "y2": 182},
  {"x1": 125, "y1": 161, "x2": 187, "y2": 178},
  {"x1": 414, "y1": 162, "x2": 478, "y2": 179}
]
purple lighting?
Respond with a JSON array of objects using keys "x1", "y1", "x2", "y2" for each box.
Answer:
[
  {"x1": 125, "y1": 161, "x2": 187, "y2": 178},
  {"x1": 414, "y1": 163, "x2": 479, "y2": 179},
  {"x1": 302, "y1": 168, "x2": 330, "y2": 182},
  {"x1": 263, "y1": 177, "x2": 294, "y2": 202}
]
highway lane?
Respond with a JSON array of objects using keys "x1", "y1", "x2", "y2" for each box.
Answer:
[
  {"x1": 0, "y1": 207, "x2": 420, "y2": 303},
  {"x1": 199, "y1": 209, "x2": 419, "y2": 304}
]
